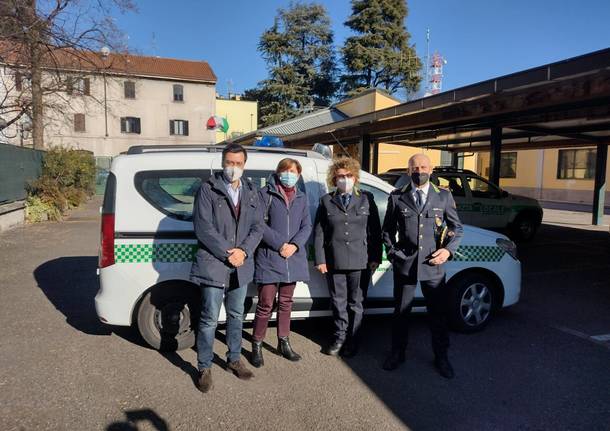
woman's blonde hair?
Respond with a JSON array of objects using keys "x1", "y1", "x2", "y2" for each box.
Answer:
[{"x1": 326, "y1": 156, "x2": 360, "y2": 189}]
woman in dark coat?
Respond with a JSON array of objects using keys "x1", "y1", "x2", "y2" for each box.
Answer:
[
  {"x1": 251, "y1": 158, "x2": 312, "y2": 367},
  {"x1": 314, "y1": 156, "x2": 382, "y2": 358}
]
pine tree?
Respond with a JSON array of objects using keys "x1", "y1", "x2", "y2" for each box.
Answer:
[
  {"x1": 341, "y1": 0, "x2": 422, "y2": 98},
  {"x1": 245, "y1": 2, "x2": 337, "y2": 127}
]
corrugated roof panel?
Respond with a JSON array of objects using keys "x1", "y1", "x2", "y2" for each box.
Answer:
[{"x1": 259, "y1": 108, "x2": 348, "y2": 136}]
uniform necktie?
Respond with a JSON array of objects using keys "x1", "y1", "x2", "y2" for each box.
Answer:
[
  {"x1": 342, "y1": 194, "x2": 350, "y2": 208},
  {"x1": 416, "y1": 189, "x2": 424, "y2": 211}
]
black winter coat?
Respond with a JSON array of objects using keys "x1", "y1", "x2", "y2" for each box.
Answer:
[{"x1": 314, "y1": 189, "x2": 382, "y2": 271}]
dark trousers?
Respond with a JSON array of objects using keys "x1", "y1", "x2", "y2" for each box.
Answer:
[
  {"x1": 197, "y1": 273, "x2": 247, "y2": 370},
  {"x1": 252, "y1": 282, "x2": 296, "y2": 341},
  {"x1": 327, "y1": 270, "x2": 364, "y2": 343},
  {"x1": 391, "y1": 272, "x2": 450, "y2": 358},
  {"x1": 360, "y1": 268, "x2": 372, "y2": 304}
]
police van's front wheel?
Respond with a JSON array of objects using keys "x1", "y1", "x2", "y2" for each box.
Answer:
[
  {"x1": 448, "y1": 272, "x2": 499, "y2": 333},
  {"x1": 136, "y1": 283, "x2": 200, "y2": 351}
]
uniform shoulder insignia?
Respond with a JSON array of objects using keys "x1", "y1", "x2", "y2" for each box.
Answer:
[{"x1": 430, "y1": 183, "x2": 440, "y2": 193}]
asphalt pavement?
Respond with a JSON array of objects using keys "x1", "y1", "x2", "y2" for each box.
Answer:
[{"x1": 0, "y1": 197, "x2": 609, "y2": 431}]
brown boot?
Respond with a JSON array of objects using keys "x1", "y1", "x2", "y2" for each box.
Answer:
[
  {"x1": 226, "y1": 360, "x2": 254, "y2": 380},
  {"x1": 196, "y1": 368, "x2": 213, "y2": 393}
]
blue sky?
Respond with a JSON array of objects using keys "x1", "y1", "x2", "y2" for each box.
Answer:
[{"x1": 115, "y1": 0, "x2": 610, "y2": 100}]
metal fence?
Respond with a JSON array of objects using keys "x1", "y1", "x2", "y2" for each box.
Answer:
[{"x1": 0, "y1": 143, "x2": 44, "y2": 205}]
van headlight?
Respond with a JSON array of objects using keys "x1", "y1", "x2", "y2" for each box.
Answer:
[{"x1": 496, "y1": 238, "x2": 518, "y2": 260}]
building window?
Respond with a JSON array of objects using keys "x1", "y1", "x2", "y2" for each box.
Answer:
[
  {"x1": 66, "y1": 77, "x2": 90, "y2": 95},
  {"x1": 500, "y1": 152, "x2": 517, "y2": 178},
  {"x1": 120, "y1": 117, "x2": 141, "y2": 134},
  {"x1": 440, "y1": 150, "x2": 453, "y2": 166},
  {"x1": 124, "y1": 81, "x2": 136, "y2": 99},
  {"x1": 74, "y1": 113, "x2": 86, "y2": 132},
  {"x1": 173, "y1": 84, "x2": 184, "y2": 102},
  {"x1": 169, "y1": 119, "x2": 189, "y2": 136},
  {"x1": 557, "y1": 148, "x2": 596, "y2": 180}
]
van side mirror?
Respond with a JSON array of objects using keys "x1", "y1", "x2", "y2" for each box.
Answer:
[{"x1": 501, "y1": 190, "x2": 509, "y2": 198}]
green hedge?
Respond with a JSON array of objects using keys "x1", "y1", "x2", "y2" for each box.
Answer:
[{"x1": 26, "y1": 148, "x2": 95, "y2": 222}]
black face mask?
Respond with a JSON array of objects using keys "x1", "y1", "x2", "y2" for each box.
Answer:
[{"x1": 411, "y1": 172, "x2": 429, "y2": 186}]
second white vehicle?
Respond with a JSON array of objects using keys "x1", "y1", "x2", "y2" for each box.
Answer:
[{"x1": 95, "y1": 145, "x2": 521, "y2": 351}]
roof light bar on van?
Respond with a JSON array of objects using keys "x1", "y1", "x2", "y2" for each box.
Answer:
[{"x1": 125, "y1": 144, "x2": 325, "y2": 159}]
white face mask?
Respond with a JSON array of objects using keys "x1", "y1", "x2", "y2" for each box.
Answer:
[
  {"x1": 223, "y1": 166, "x2": 243, "y2": 182},
  {"x1": 336, "y1": 177, "x2": 354, "y2": 194}
]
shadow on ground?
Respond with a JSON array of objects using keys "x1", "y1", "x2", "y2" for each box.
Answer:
[
  {"x1": 106, "y1": 409, "x2": 169, "y2": 431},
  {"x1": 33, "y1": 256, "x2": 145, "y2": 346}
]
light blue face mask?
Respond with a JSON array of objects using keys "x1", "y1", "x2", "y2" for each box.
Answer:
[{"x1": 278, "y1": 171, "x2": 299, "y2": 188}]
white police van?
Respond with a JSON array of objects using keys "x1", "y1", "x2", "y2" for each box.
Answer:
[{"x1": 95, "y1": 145, "x2": 521, "y2": 351}]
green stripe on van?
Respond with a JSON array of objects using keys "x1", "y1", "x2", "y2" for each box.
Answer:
[
  {"x1": 452, "y1": 245, "x2": 505, "y2": 262},
  {"x1": 114, "y1": 243, "x2": 504, "y2": 264},
  {"x1": 114, "y1": 243, "x2": 197, "y2": 263}
]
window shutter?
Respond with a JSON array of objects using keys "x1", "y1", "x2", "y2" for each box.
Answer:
[
  {"x1": 74, "y1": 114, "x2": 85, "y2": 132},
  {"x1": 66, "y1": 77, "x2": 73, "y2": 94},
  {"x1": 169, "y1": 120, "x2": 174, "y2": 135},
  {"x1": 120, "y1": 117, "x2": 126, "y2": 133},
  {"x1": 15, "y1": 71, "x2": 22, "y2": 91},
  {"x1": 84, "y1": 78, "x2": 90, "y2": 95},
  {"x1": 135, "y1": 118, "x2": 141, "y2": 134},
  {"x1": 124, "y1": 81, "x2": 135, "y2": 99},
  {"x1": 184, "y1": 121, "x2": 189, "y2": 136}
]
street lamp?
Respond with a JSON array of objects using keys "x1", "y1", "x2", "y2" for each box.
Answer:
[{"x1": 101, "y1": 46, "x2": 110, "y2": 137}]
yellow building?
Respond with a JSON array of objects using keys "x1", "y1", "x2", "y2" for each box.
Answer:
[
  {"x1": 333, "y1": 89, "x2": 477, "y2": 172},
  {"x1": 215, "y1": 96, "x2": 257, "y2": 143},
  {"x1": 476, "y1": 148, "x2": 610, "y2": 205}
]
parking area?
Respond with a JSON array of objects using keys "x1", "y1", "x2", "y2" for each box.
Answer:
[{"x1": 0, "y1": 197, "x2": 609, "y2": 431}]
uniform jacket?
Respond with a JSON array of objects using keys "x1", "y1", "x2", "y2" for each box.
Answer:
[
  {"x1": 190, "y1": 172, "x2": 264, "y2": 288},
  {"x1": 254, "y1": 176, "x2": 312, "y2": 284},
  {"x1": 382, "y1": 181, "x2": 463, "y2": 281},
  {"x1": 314, "y1": 189, "x2": 383, "y2": 271}
]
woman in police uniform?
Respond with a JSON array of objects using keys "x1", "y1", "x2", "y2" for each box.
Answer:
[{"x1": 314, "y1": 156, "x2": 382, "y2": 357}]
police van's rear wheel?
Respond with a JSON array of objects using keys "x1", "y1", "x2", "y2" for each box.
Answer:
[
  {"x1": 448, "y1": 272, "x2": 498, "y2": 333},
  {"x1": 137, "y1": 284, "x2": 200, "y2": 351}
]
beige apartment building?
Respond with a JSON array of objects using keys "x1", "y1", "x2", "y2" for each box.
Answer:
[{"x1": 1, "y1": 50, "x2": 217, "y2": 156}]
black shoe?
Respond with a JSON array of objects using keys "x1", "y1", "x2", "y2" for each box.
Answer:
[
  {"x1": 251, "y1": 341, "x2": 264, "y2": 368},
  {"x1": 340, "y1": 341, "x2": 359, "y2": 358},
  {"x1": 322, "y1": 340, "x2": 343, "y2": 356},
  {"x1": 278, "y1": 336, "x2": 301, "y2": 362},
  {"x1": 382, "y1": 351, "x2": 406, "y2": 371},
  {"x1": 196, "y1": 368, "x2": 213, "y2": 393},
  {"x1": 434, "y1": 356, "x2": 455, "y2": 379}
]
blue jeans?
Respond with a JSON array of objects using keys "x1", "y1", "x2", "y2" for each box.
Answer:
[{"x1": 197, "y1": 277, "x2": 248, "y2": 370}]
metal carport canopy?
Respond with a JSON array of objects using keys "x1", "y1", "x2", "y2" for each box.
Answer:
[{"x1": 279, "y1": 48, "x2": 610, "y2": 225}]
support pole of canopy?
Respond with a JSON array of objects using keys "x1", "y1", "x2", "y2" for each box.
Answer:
[
  {"x1": 489, "y1": 126, "x2": 502, "y2": 186},
  {"x1": 372, "y1": 141, "x2": 380, "y2": 175},
  {"x1": 359, "y1": 134, "x2": 372, "y2": 173},
  {"x1": 592, "y1": 143, "x2": 608, "y2": 225}
]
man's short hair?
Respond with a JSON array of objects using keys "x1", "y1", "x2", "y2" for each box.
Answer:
[{"x1": 222, "y1": 143, "x2": 248, "y2": 162}]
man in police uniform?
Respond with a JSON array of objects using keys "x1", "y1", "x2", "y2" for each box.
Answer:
[{"x1": 381, "y1": 154, "x2": 463, "y2": 378}]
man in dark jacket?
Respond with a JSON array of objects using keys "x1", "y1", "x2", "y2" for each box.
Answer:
[
  {"x1": 381, "y1": 153, "x2": 463, "y2": 379},
  {"x1": 190, "y1": 143, "x2": 264, "y2": 393}
]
